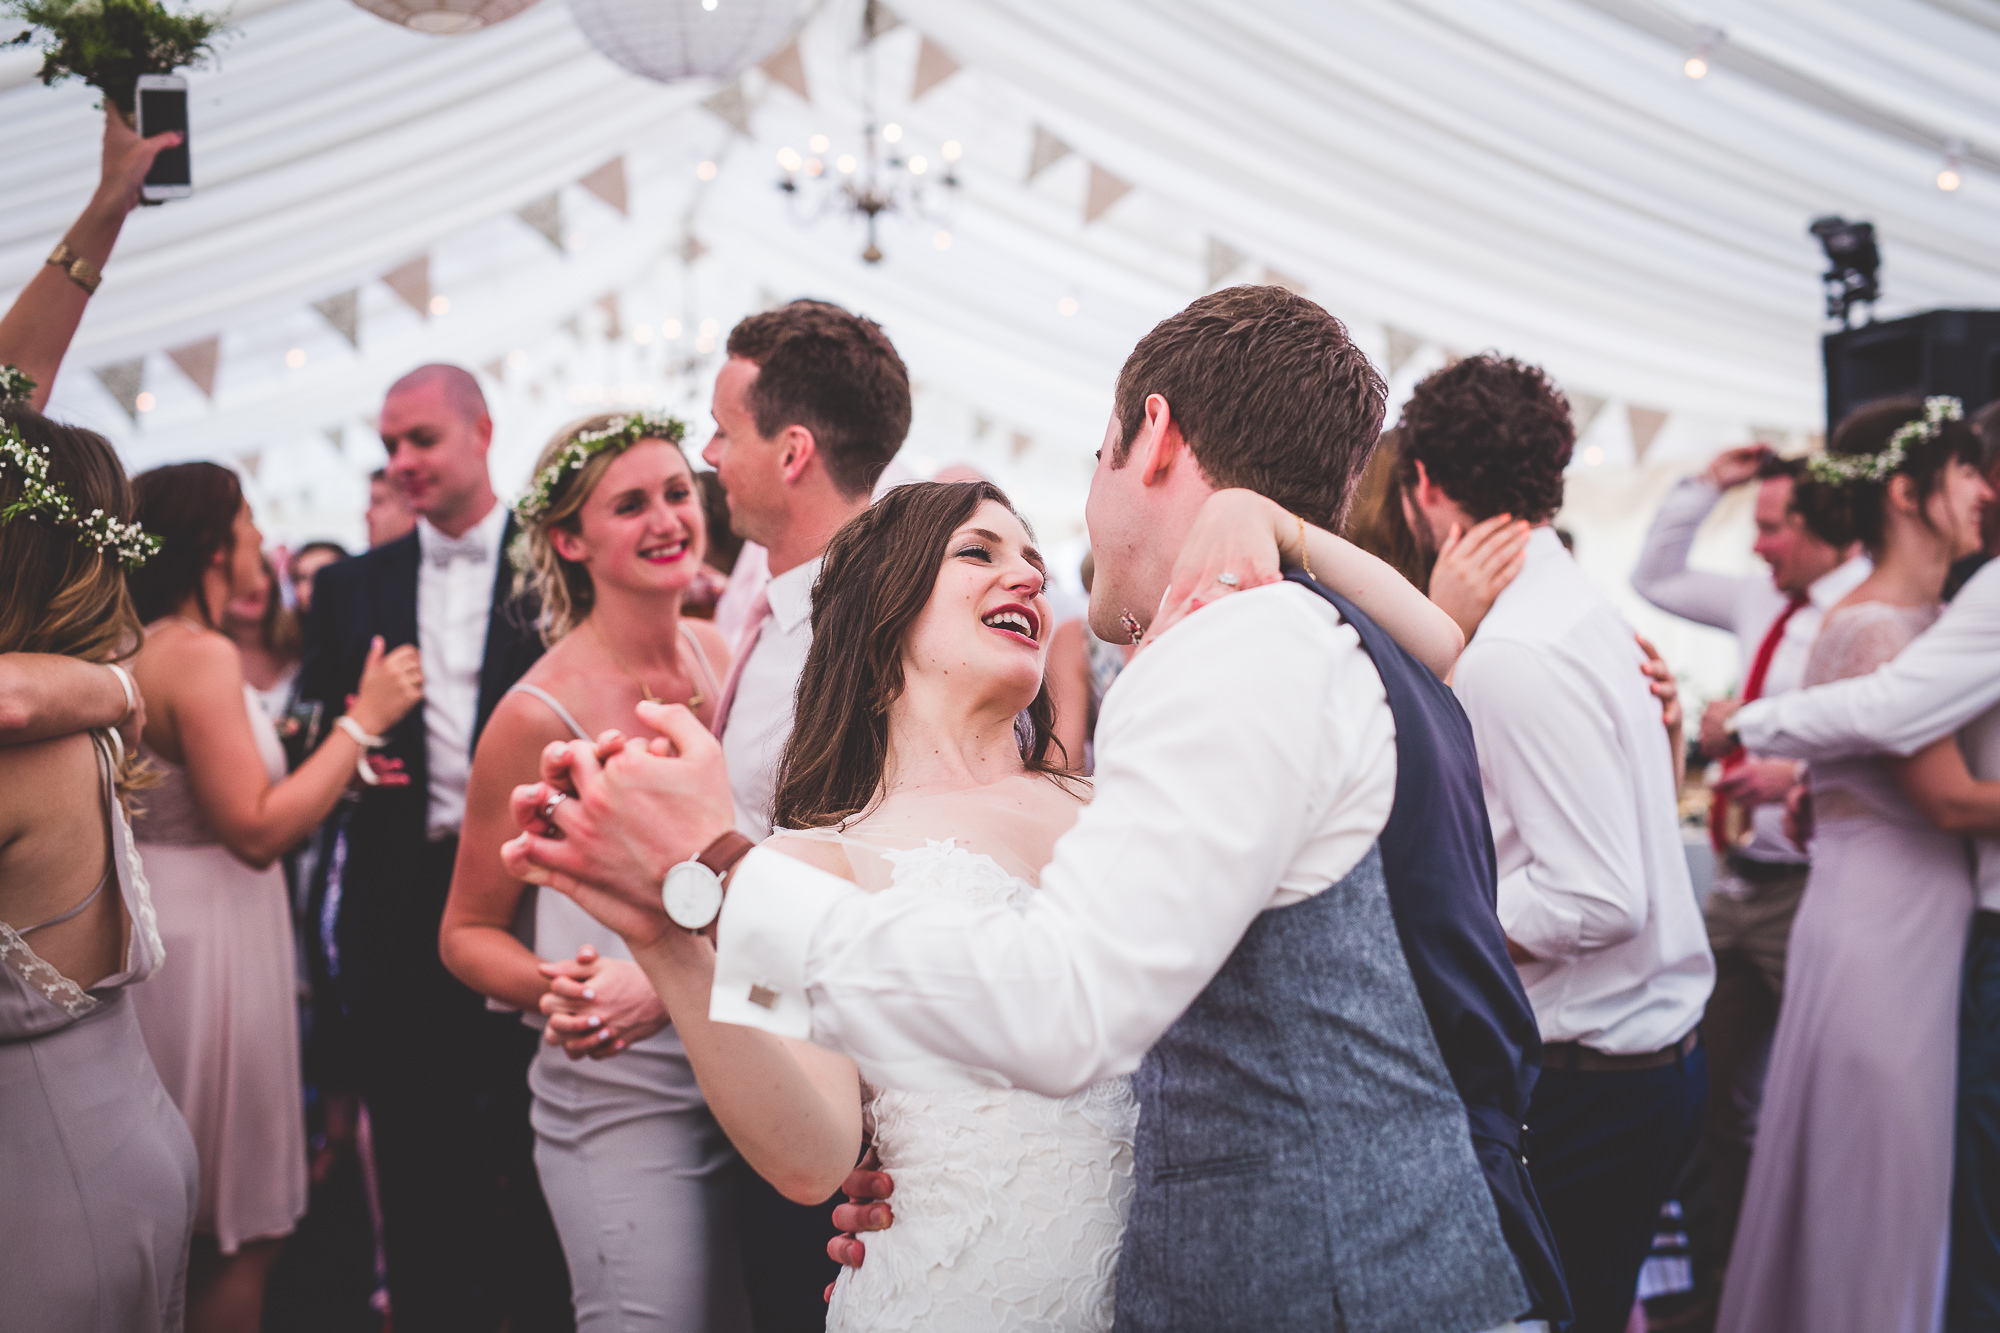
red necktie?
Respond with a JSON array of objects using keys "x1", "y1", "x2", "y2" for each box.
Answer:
[{"x1": 1711, "y1": 594, "x2": 1809, "y2": 853}]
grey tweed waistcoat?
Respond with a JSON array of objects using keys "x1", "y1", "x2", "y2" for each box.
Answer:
[{"x1": 1113, "y1": 840, "x2": 1528, "y2": 1332}]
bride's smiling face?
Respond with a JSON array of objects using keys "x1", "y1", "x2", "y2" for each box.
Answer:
[{"x1": 900, "y1": 499, "x2": 1052, "y2": 714}]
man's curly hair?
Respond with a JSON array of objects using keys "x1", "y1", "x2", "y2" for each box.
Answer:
[{"x1": 1396, "y1": 354, "x2": 1573, "y2": 525}]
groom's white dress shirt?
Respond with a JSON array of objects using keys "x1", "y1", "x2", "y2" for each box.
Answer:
[
  {"x1": 415, "y1": 500, "x2": 509, "y2": 840},
  {"x1": 1738, "y1": 558, "x2": 2000, "y2": 910},
  {"x1": 719, "y1": 555, "x2": 822, "y2": 842},
  {"x1": 1454, "y1": 527, "x2": 1713, "y2": 1055},
  {"x1": 709, "y1": 581, "x2": 1396, "y2": 1096}
]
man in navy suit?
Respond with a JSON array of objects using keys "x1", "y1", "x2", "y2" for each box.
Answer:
[{"x1": 299, "y1": 365, "x2": 568, "y2": 1331}]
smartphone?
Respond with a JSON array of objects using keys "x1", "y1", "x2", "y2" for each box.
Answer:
[{"x1": 135, "y1": 74, "x2": 191, "y2": 202}]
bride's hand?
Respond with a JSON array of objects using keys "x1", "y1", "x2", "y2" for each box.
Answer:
[
  {"x1": 539, "y1": 946, "x2": 670, "y2": 1060},
  {"x1": 1148, "y1": 488, "x2": 1289, "y2": 645}
]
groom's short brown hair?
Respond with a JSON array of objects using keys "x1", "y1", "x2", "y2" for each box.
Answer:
[{"x1": 1109, "y1": 285, "x2": 1387, "y2": 527}]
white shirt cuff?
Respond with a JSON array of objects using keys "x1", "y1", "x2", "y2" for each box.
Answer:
[
  {"x1": 708, "y1": 847, "x2": 853, "y2": 1040},
  {"x1": 1496, "y1": 867, "x2": 1584, "y2": 959}
]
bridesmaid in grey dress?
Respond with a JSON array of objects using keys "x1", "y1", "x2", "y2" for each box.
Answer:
[
  {"x1": 1719, "y1": 399, "x2": 1997, "y2": 1333},
  {"x1": 0, "y1": 404, "x2": 198, "y2": 1331},
  {"x1": 440, "y1": 415, "x2": 748, "y2": 1330}
]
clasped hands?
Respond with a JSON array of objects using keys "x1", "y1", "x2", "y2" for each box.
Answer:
[{"x1": 500, "y1": 700, "x2": 738, "y2": 950}]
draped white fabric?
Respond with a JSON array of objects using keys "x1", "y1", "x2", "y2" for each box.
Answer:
[{"x1": 1, "y1": 0, "x2": 1995, "y2": 691}]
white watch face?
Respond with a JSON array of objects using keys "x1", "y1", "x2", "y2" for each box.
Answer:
[{"x1": 662, "y1": 861, "x2": 724, "y2": 931}]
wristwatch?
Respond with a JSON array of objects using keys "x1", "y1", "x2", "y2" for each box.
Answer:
[
  {"x1": 661, "y1": 831, "x2": 755, "y2": 931},
  {"x1": 46, "y1": 242, "x2": 102, "y2": 296}
]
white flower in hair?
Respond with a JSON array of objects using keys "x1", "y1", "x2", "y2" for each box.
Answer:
[
  {"x1": 1807, "y1": 396, "x2": 1963, "y2": 486},
  {"x1": 512, "y1": 412, "x2": 689, "y2": 525}
]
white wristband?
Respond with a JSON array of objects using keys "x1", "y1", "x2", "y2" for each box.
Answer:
[
  {"x1": 105, "y1": 661, "x2": 137, "y2": 723},
  {"x1": 335, "y1": 715, "x2": 385, "y2": 787}
]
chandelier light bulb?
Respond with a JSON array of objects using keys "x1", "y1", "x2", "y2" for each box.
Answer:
[
  {"x1": 1939, "y1": 167, "x2": 1962, "y2": 191},
  {"x1": 1939, "y1": 139, "x2": 1968, "y2": 192},
  {"x1": 1684, "y1": 55, "x2": 1707, "y2": 79},
  {"x1": 286, "y1": 348, "x2": 307, "y2": 369},
  {"x1": 696, "y1": 160, "x2": 718, "y2": 181},
  {"x1": 663, "y1": 319, "x2": 683, "y2": 339},
  {"x1": 135, "y1": 392, "x2": 156, "y2": 412},
  {"x1": 942, "y1": 140, "x2": 962, "y2": 162},
  {"x1": 809, "y1": 134, "x2": 829, "y2": 153},
  {"x1": 633, "y1": 324, "x2": 654, "y2": 344},
  {"x1": 777, "y1": 146, "x2": 803, "y2": 171},
  {"x1": 1684, "y1": 24, "x2": 1723, "y2": 81},
  {"x1": 883, "y1": 122, "x2": 903, "y2": 143},
  {"x1": 909, "y1": 155, "x2": 928, "y2": 175},
  {"x1": 836, "y1": 154, "x2": 857, "y2": 174}
]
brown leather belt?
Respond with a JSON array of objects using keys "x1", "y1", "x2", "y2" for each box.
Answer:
[{"x1": 1542, "y1": 1029, "x2": 1699, "y2": 1074}]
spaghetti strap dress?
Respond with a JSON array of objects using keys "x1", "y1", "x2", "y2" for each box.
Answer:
[
  {"x1": 0, "y1": 732, "x2": 200, "y2": 1331},
  {"x1": 505, "y1": 623, "x2": 751, "y2": 1332},
  {"x1": 129, "y1": 675, "x2": 309, "y2": 1253}
]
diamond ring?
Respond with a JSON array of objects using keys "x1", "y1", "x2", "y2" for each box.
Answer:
[
  {"x1": 537, "y1": 790, "x2": 569, "y2": 828},
  {"x1": 1215, "y1": 572, "x2": 1241, "y2": 588}
]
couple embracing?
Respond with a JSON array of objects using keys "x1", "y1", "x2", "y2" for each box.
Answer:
[{"x1": 507, "y1": 286, "x2": 1570, "y2": 1332}]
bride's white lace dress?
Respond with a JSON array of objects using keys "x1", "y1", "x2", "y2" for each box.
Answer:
[{"x1": 816, "y1": 838, "x2": 1138, "y2": 1332}]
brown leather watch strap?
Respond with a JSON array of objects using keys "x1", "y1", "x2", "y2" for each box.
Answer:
[{"x1": 696, "y1": 830, "x2": 755, "y2": 881}]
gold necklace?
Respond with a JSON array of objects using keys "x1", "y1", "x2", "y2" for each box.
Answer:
[{"x1": 593, "y1": 620, "x2": 702, "y2": 709}]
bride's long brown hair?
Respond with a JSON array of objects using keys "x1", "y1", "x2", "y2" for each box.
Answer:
[{"x1": 770, "y1": 480, "x2": 1069, "y2": 831}]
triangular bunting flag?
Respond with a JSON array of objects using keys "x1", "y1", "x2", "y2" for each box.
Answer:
[
  {"x1": 1569, "y1": 391, "x2": 1607, "y2": 438},
  {"x1": 482, "y1": 358, "x2": 506, "y2": 383},
  {"x1": 1205, "y1": 236, "x2": 1248, "y2": 287},
  {"x1": 1083, "y1": 164, "x2": 1131, "y2": 223},
  {"x1": 561, "y1": 315, "x2": 583, "y2": 342},
  {"x1": 912, "y1": 36, "x2": 959, "y2": 98},
  {"x1": 383, "y1": 256, "x2": 432, "y2": 318},
  {"x1": 1026, "y1": 126, "x2": 1071, "y2": 183},
  {"x1": 761, "y1": 40, "x2": 809, "y2": 101},
  {"x1": 680, "y1": 234, "x2": 709, "y2": 265},
  {"x1": 323, "y1": 425, "x2": 344, "y2": 452},
  {"x1": 757, "y1": 287, "x2": 781, "y2": 311},
  {"x1": 971, "y1": 413, "x2": 992, "y2": 439},
  {"x1": 863, "y1": 0, "x2": 900, "y2": 41},
  {"x1": 314, "y1": 290, "x2": 360, "y2": 347},
  {"x1": 580, "y1": 158, "x2": 628, "y2": 217},
  {"x1": 702, "y1": 81, "x2": 753, "y2": 136},
  {"x1": 166, "y1": 336, "x2": 220, "y2": 399},
  {"x1": 239, "y1": 448, "x2": 262, "y2": 480},
  {"x1": 1261, "y1": 267, "x2": 1305, "y2": 294},
  {"x1": 94, "y1": 358, "x2": 144, "y2": 421},
  {"x1": 597, "y1": 293, "x2": 621, "y2": 340},
  {"x1": 517, "y1": 193, "x2": 564, "y2": 250},
  {"x1": 1628, "y1": 405, "x2": 1669, "y2": 463},
  {"x1": 1385, "y1": 327, "x2": 1423, "y2": 376},
  {"x1": 1010, "y1": 431, "x2": 1032, "y2": 459}
]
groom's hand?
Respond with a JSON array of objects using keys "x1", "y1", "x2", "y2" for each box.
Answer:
[
  {"x1": 501, "y1": 704, "x2": 736, "y2": 941},
  {"x1": 826, "y1": 1152, "x2": 895, "y2": 1283}
]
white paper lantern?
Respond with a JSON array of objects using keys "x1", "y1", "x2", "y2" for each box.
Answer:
[
  {"x1": 568, "y1": 0, "x2": 804, "y2": 84},
  {"x1": 350, "y1": 0, "x2": 545, "y2": 34}
]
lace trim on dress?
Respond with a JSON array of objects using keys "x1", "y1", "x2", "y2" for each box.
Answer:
[
  {"x1": 116, "y1": 789, "x2": 166, "y2": 973},
  {"x1": 0, "y1": 922, "x2": 102, "y2": 1018}
]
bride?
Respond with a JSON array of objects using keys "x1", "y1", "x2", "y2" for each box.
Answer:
[{"x1": 539, "y1": 478, "x2": 1464, "y2": 1328}]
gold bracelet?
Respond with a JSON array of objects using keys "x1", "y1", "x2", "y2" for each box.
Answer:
[
  {"x1": 1296, "y1": 514, "x2": 1315, "y2": 582},
  {"x1": 46, "y1": 242, "x2": 102, "y2": 296}
]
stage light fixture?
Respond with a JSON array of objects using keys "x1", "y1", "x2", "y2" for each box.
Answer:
[{"x1": 1808, "y1": 216, "x2": 1880, "y2": 328}]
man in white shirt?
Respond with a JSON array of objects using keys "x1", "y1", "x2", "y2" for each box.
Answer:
[
  {"x1": 1630, "y1": 445, "x2": 1864, "y2": 1275},
  {"x1": 507, "y1": 287, "x2": 1564, "y2": 1330},
  {"x1": 1398, "y1": 355, "x2": 1715, "y2": 1333},
  {"x1": 697, "y1": 300, "x2": 913, "y2": 1329},
  {"x1": 297, "y1": 365, "x2": 566, "y2": 1330},
  {"x1": 1732, "y1": 457, "x2": 2000, "y2": 1332}
]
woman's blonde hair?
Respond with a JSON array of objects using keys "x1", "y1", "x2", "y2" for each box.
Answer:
[
  {"x1": 0, "y1": 405, "x2": 153, "y2": 803},
  {"x1": 514, "y1": 414, "x2": 701, "y2": 643}
]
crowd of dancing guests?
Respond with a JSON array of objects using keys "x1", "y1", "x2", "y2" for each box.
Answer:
[{"x1": 7, "y1": 105, "x2": 2000, "y2": 1333}]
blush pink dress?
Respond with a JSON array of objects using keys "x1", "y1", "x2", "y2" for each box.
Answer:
[{"x1": 130, "y1": 679, "x2": 308, "y2": 1253}]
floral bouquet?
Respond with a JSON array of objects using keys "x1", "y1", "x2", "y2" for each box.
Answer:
[{"x1": 5, "y1": 0, "x2": 227, "y2": 118}]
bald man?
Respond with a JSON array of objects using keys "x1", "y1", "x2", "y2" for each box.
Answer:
[{"x1": 298, "y1": 365, "x2": 569, "y2": 1330}]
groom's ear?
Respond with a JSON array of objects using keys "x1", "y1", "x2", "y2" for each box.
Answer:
[{"x1": 1136, "y1": 394, "x2": 1189, "y2": 488}]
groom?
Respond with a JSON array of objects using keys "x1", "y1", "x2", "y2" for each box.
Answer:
[{"x1": 507, "y1": 287, "x2": 1566, "y2": 1330}]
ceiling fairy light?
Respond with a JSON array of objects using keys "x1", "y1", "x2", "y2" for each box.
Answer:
[
  {"x1": 1938, "y1": 138, "x2": 1967, "y2": 192},
  {"x1": 774, "y1": 9, "x2": 959, "y2": 263},
  {"x1": 1683, "y1": 24, "x2": 1723, "y2": 79}
]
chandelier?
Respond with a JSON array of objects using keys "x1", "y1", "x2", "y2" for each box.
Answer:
[{"x1": 773, "y1": 7, "x2": 959, "y2": 263}]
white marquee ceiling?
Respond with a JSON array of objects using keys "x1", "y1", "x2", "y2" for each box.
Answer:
[{"x1": 2, "y1": 0, "x2": 1995, "y2": 691}]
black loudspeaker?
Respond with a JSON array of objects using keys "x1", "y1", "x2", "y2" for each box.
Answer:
[{"x1": 1824, "y1": 309, "x2": 2000, "y2": 432}]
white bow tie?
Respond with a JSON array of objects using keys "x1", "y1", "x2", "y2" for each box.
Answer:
[{"x1": 426, "y1": 535, "x2": 490, "y2": 568}]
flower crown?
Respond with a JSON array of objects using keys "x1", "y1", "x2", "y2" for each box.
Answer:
[
  {"x1": 512, "y1": 411, "x2": 689, "y2": 525},
  {"x1": 0, "y1": 366, "x2": 161, "y2": 569},
  {"x1": 1807, "y1": 396, "x2": 1964, "y2": 486}
]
